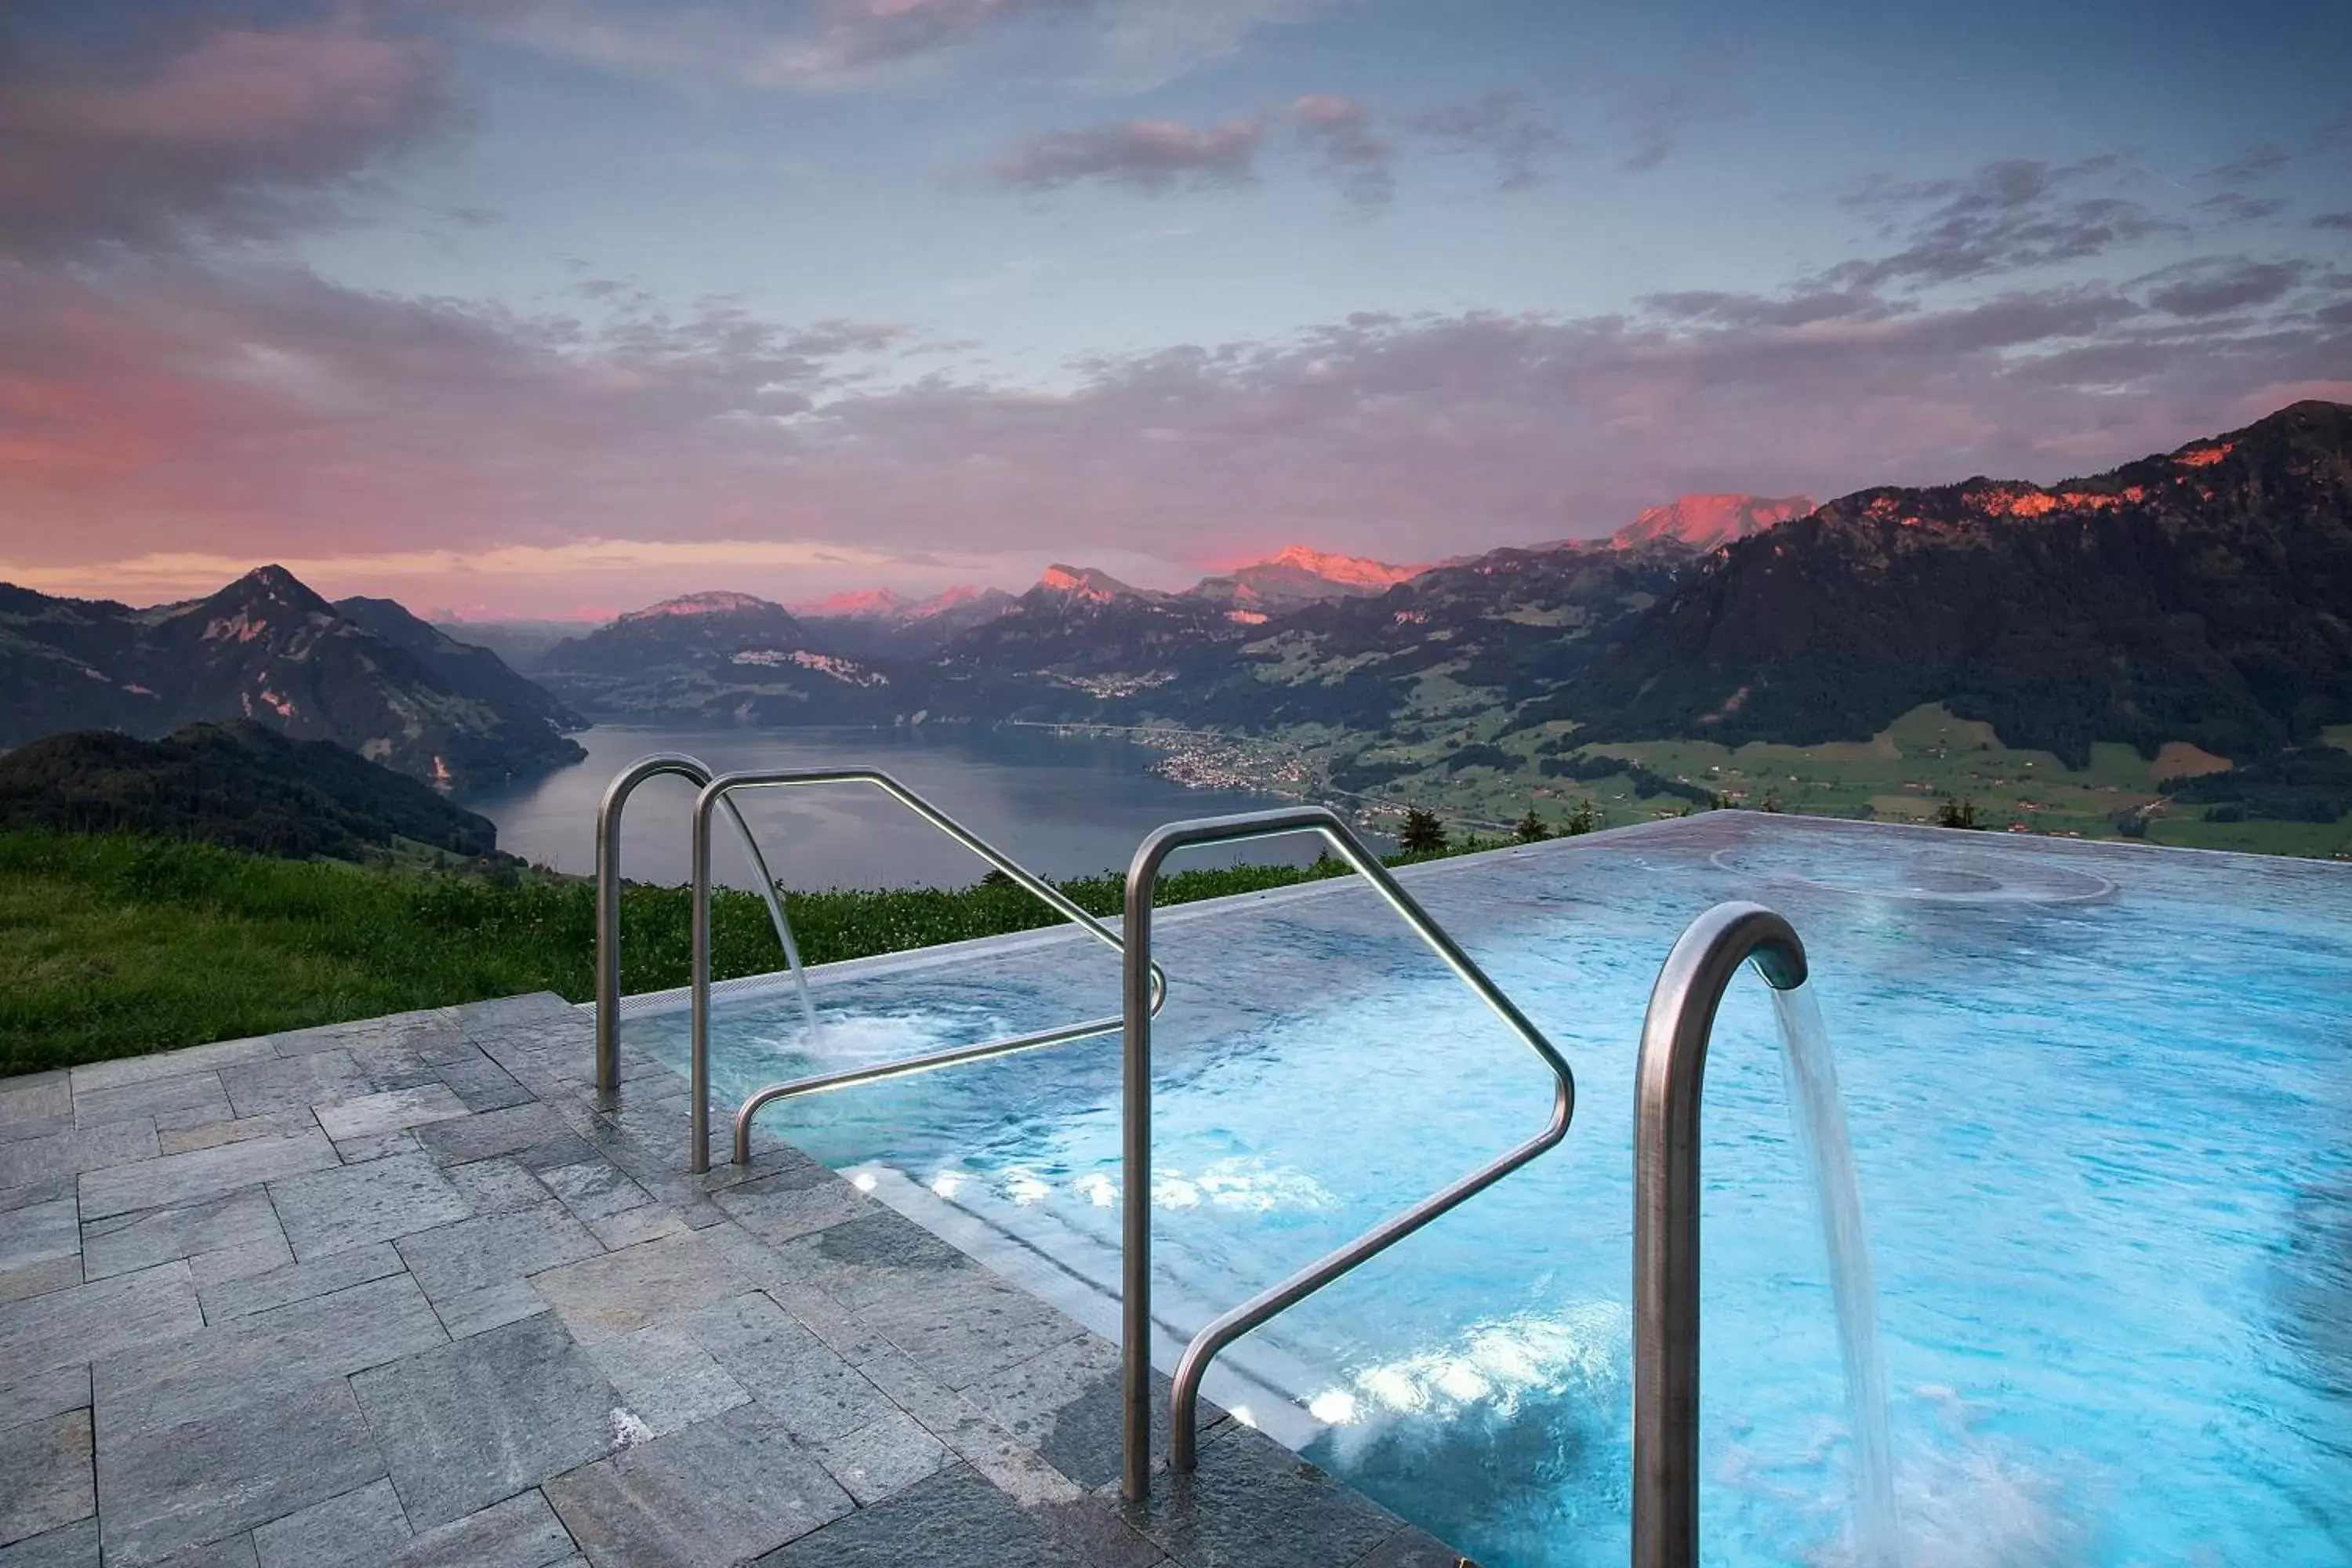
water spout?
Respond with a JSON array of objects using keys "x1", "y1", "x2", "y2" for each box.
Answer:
[
  {"x1": 1771, "y1": 983, "x2": 1898, "y2": 1565},
  {"x1": 1634, "y1": 901, "x2": 1901, "y2": 1568}
]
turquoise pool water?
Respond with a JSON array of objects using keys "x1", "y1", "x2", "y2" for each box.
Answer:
[{"x1": 626, "y1": 815, "x2": 2352, "y2": 1566}]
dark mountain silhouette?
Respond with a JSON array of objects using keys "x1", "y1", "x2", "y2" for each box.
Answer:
[
  {"x1": 0, "y1": 721, "x2": 506, "y2": 862},
  {"x1": 1543, "y1": 401, "x2": 2352, "y2": 766},
  {"x1": 0, "y1": 567, "x2": 585, "y2": 789}
]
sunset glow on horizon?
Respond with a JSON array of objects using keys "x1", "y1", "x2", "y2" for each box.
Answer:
[{"x1": 3, "y1": 1, "x2": 2348, "y2": 618}]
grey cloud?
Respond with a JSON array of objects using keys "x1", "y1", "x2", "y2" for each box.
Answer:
[
  {"x1": 1291, "y1": 95, "x2": 1393, "y2": 208},
  {"x1": 0, "y1": 16, "x2": 456, "y2": 256},
  {"x1": 2142, "y1": 258, "x2": 2311, "y2": 318},
  {"x1": 1403, "y1": 91, "x2": 1565, "y2": 190},
  {"x1": 2315, "y1": 212, "x2": 2352, "y2": 232},
  {"x1": 978, "y1": 118, "x2": 1263, "y2": 193},
  {"x1": 2194, "y1": 192, "x2": 2286, "y2": 223},
  {"x1": 2205, "y1": 143, "x2": 2289, "y2": 183},
  {"x1": 1831, "y1": 157, "x2": 2185, "y2": 289}
]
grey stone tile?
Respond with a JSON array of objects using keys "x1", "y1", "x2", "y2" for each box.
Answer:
[
  {"x1": 710, "y1": 1163, "x2": 873, "y2": 1248},
  {"x1": 528, "y1": 1233, "x2": 742, "y2": 1348},
  {"x1": 1034, "y1": 1496, "x2": 1169, "y2": 1568},
  {"x1": 96, "y1": 1380, "x2": 386, "y2": 1568},
  {"x1": 753, "y1": 1464, "x2": 1077, "y2": 1568},
  {"x1": 1122, "y1": 1424, "x2": 1401, "y2": 1568},
  {"x1": 416, "y1": 1105, "x2": 593, "y2": 1172},
  {"x1": 0, "y1": 1408, "x2": 93, "y2": 1550},
  {"x1": 336, "y1": 1040, "x2": 445, "y2": 1094},
  {"x1": 537, "y1": 1162, "x2": 652, "y2": 1223},
  {"x1": 268, "y1": 1153, "x2": 471, "y2": 1260},
  {"x1": 78, "y1": 1133, "x2": 337, "y2": 1221},
  {"x1": 432, "y1": 1053, "x2": 535, "y2": 1114},
  {"x1": 396, "y1": 1205, "x2": 600, "y2": 1340},
  {"x1": 1349, "y1": 1526, "x2": 1475, "y2": 1567},
  {"x1": 763, "y1": 1209, "x2": 970, "y2": 1312},
  {"x1": 0, "y1": 1261, "x2": 80, "y2": 1311},
  {"x1": 964, "y1": 1335, "x2": 1207, "y2": 1496},
  {"x1": 0, "y1": 1264, "x2": 200, "y2": 1385},
  {"x1": 0, "y1": 1202, "x2": 78, "y2": 1279},
  {"x1": 67, "y1": 1040, "x2": 274, "y2": 1098},
  {"x1": 98, "y1": 1273, "x2": 444, "y2": 1439},
  {"x1": 582, "y1": 1207, "x2": 688, "y2": 1251},
  {"x1": 585, "y1": 1325, "x2": 747, "y2": 1439},
  {"x1": 858, "y1": 1269, "x2": 1085, "y2": 1393},
  {"x1": 196, "y1": 1241, "x2": 404, "y2": 1323},
  {"x1": 0, "y1": 1518, "x2": 96, "y2": 1566},
  {"x1": 152, "y1": 1535, "x2": 258, "y2": 1566},
  {"x1": 330, "y1": 1130, "x2": 425, "y2": 1166},
  {"x1": 71, "y1": 1075, "x2": 227, "y2": 1134},
  {"x1": 442, "y1": 1157, "x2": 550, "y2": 1216},
  {"x1": 0, "y1": 1367, "x2": 89, "y2": 1435},
  {"x1": 0, "y1": 1142, "x2": 71, "y2": 1200},
  {"x1": 352, "y1": 1313, "x2": 619, "y2": 1530},
  {"x1": 0, "y1": 1180, "x2": 74, "y2": 1221},
  {"x1": 315, "y1": 1088, "x2": 470, "y2": 1145},
  {"x1": 0, "y1": 1078, "x2": 71, "y2": 1142},
  {"x1": 185, "y1": 1232, "x2": 294, "y2": 1290},
  {"x1": 817, "y1": 1410, "x2": 952, "y2": 1506},
  {"x1": 543, "y1": 1402, "x2": 852, "y2": 1568},
  {"x1": 218, "y1": 1053, "x2": 376, "y2": 1119},
  {"x1": 71, "y1": 1120, "x2": 158, "y2": 1171},
  {"x1": 681, "y1": 1294, "x2": 894, "y2": 1445},
  {"x1": 81, "y1": 1189, "x2": 281, "y2": 1282},
  {"x1": 156, "y1": 1112, "x2": 314, "y2": 1159},
  {"x1": 379, "y1": 1490, "x2": 575, "y2": 1568},
  {"x1": 452, "y1": 994, "x2": 577, "y2": 1034},
  {"x1": 250, "y1": 1479, "x2": 409, "y2": 1568},
  {"x1": 855, "y1": 1348, "x2": 1081, "y2": 1510}
]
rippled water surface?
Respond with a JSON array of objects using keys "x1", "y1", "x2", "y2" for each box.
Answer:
[{"x1": 626, "y1": 815, "x2": 2352, "y2": 1567}]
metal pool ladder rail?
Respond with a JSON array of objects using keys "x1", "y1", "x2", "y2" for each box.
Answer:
[
  {"x1": 594, "y1": 753, "x2": 810, "y2": 1096},
  {"x1": 1120, "y1": 805, "x2": 1576, "y2": 1503},
  {"x1": 696, "y1": 768, "x2": 1166, "y2": 1177},
  {"x1": 1632, "y1": 901, "x2": 1809, "y2": 1568}
]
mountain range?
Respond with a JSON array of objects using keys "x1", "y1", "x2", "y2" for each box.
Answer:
[
  {"x1": 9, "y1": 403, "x2": 2350, "y2": 826},
  {"x1": 0, "y1": 567, "x2": 583, "y2": 790}
]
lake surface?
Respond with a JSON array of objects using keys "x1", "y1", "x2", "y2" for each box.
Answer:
[{"x1": 461, "y1": 724, "x2": 1327, "y2": 890}]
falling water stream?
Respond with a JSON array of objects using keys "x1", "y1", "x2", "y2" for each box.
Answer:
[{"x1": 1770, "y1": 984, "x2": 1902, "y2": 1566}]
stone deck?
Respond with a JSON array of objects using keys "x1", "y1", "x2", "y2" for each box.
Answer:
[{"x1": 0, "y1": 996, "x2": 1470, "y2": 1568}]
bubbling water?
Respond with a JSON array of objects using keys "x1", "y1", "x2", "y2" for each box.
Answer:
[{"x1": 1769, "y1": 985, "x2": 1902, "y2": 1567}]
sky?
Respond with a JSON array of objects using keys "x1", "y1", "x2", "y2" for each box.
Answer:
[{"x1": 1, "y1": 0, "x2": 2348, "y2": 619}]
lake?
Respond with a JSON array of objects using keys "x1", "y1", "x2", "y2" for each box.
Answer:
[{"x1": 460, "y1": 724, "x2": 1335, "y2": 891}]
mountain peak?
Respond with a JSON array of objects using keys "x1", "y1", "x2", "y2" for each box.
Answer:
[
  {"x1": 1243, "y1": 545, "x2": 1425, "y2": 589},
  {"x1": 217, "y1": 564, "x2": 334, "y2": 614},
  {"x1": 619, "y1": 590, "x2": 784, "y2": 622},
  {"x1": 791, "y1": 587, "x2": 907, "y2": 619},
  {"x1": 1609, "y1": 494, "x2": 1816, "y2": 551},
  {"x1": 1036, "y1": 564, "x2": 1149, "y2": 604}
]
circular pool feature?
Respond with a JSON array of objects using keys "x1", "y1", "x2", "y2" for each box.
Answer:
[{"x1": 1708, "y1": 846, "x2": 2119, "y2": 906}]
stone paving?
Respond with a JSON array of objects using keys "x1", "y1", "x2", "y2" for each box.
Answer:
[{"x1": 0, "y1": 996, "x2": 1473, "y2": 1567}]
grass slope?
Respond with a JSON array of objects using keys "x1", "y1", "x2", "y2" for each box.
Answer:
[{"x1": 0, "y1": 829, "x2": 1403, "y2": 1075}]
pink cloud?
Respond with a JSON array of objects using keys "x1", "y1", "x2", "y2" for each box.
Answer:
[
  {"x1": 976, "y1": 118, "x2": 1265, "y2": 193},
  {"x1": 0, "y1": 24, "x2": 452, "y2": 254}
]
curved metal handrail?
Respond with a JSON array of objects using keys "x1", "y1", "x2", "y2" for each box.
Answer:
[
  {"x1": 694, "y1": 768, "x2": 1167, "y2": 1175},
  {"x1": 1632, "y1": 901, "x2": 1809, "y2": 1568},
  {"x1": 594, "y1": 754, "x2": 808, "y2": 1094},
  {"x1": 1120, "y1": 805, "x2": 1576, "y2": 1502}
]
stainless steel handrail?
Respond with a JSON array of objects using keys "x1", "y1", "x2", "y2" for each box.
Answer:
[
  {"x1": 1632, "y1": 901, "x2": 1809, "y2": 1568},
  {"x1": 593, "y1": 754, "x2": 806, "y2": 1094},
  {"x1": 695, "y1": 768, "x2": 1167, "y2": 1176},
  {"x1": 1120, "y1": 806, "x2": 1575, "y2": 1502}
]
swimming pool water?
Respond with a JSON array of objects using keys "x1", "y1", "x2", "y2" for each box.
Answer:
[{"x1": 625, "y1": 814, "x2": 2352, "y2": 1567}]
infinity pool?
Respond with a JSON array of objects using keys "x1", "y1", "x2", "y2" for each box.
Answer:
[{"x1": 623, "y1": 814, "x2": 2352, "y2": 1566}]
